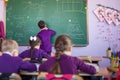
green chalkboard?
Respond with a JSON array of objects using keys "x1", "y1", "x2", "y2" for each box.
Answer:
[{"x1": 6, "y1": 0, "x2": 88, "y2": 46}]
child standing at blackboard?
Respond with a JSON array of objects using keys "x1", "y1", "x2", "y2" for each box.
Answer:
[{"x1": 37, "y1": 20, "x2": 56, "y2": 55}]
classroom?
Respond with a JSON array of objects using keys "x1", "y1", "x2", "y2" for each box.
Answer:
[{"x1": 0, "y1": 0, "x2": 120, "y2": 80}]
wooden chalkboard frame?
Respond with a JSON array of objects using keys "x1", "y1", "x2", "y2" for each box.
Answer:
[{"x1": 6, "y1": 0, "x2": 88, "y2": 46}]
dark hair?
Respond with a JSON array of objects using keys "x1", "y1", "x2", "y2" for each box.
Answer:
[
  {"x1": 38, "y1": 20, "x2": 46, "y2": 29},
  {"x1": 29, "y1": 36, "x2": 41, "y2": 59},
  {"x1": 50, "y1": 35, "x2": 72, "y2": 74}
]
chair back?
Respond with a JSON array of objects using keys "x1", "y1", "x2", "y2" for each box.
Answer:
[
  {"x1": 37, "y1": 72, "x2": 83, "y2": 80},
  {"x1": 0, "y1": 73, "x2": 22, "y2": 80}
]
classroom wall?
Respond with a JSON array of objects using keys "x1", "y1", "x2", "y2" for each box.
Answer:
[
  {"x1": 0, "y1": 0, "x2": 6, "y2": 36},
  {"x1": 1, "y1": 0, "x2": 120, "y2": 67},
  {"x1": 0, "y1": 0, "x2": 6, "y2": 22}
]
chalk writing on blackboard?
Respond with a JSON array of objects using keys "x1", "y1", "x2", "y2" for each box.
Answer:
[{"x1": 6, "y1": 0, "x2": 88, "y2": 46}]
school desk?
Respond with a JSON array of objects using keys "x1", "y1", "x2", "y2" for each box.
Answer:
[
  {"x1": 20, "y1": 63, "x2": 40, "y2": 80},
  {"x1": 78, "y1": 56, "x2": 102, "y2": 64},
  {"x1": 20, "y1": 67, "x2": 110, "y2": 80},
  {"x1": 20, "y1": 70, "x2": 39, "y2": 80},
  {"x1": 103, "y1": 56, "x2": 120, "y2": 61},
  {"x1": 103, "y1": 56, "x2": 120, "y2": 70},
  {"x1": 0, "y1": 73, "x2": 22, "y2": 80},
  {"x1": 79, "y1": 67, "x2": 110, "y2": 80}
]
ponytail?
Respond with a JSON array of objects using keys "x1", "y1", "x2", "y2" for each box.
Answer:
[
  {"x1": 50, "y1": 42, "x2": 65, "y2": 74},
  {"x1": 30, "y1": 43, "x2": 35, "y2": 59},
  {"x1": 50, "y1": 50, "x2": 62, "y2": 74},
  {"x1": 29, "y1": 36, "x2": 40, "y2": 59},
  {"x1": 50, "y1": 35, "x2": 72, "y2": 74}
]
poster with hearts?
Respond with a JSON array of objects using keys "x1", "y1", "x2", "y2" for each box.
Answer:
[
  {"x1": 94, "y1": 6, "x2": 105, "y2": 22},
  {"x1": 111, "y1": 11, "x2": 120, "y2": 25},
  {"x1": 104, "y1": 8, "x2": 113, "y2": 24}
]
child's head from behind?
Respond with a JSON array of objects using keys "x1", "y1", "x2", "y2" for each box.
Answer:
[
  {"x1": 1, "y1": 40, "x2": 19, "y2": 56},
  {"x1": 55, "y1": 34, "x2": 72, "y2": 53},
  {"x1": 29, "y1": 36, "x2": 41, "y2": 48},
  {"x1": 50, "y1": 35, "x2": 72, "y2": 74},
  {"x1": 38, "y1": 20, "x2": 46, "y2": 29},
  {"x1": 29, "y1": 36, "x2": 41, "y2": 58}
]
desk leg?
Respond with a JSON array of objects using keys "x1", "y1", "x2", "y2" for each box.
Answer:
[
  {"x1": 32, "y1": 75, "x2": 37, "y2": 80},
  {"x1": 101, "y1": 76, "x2": 104, "y2": 80}
]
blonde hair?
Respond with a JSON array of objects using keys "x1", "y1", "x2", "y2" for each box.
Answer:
[{"x1": 1, "y1": 40, "x2": 19, "y2": 53}]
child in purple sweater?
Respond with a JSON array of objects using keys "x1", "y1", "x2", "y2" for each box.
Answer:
[
  {"x1": 0, "y1": 39, "x2": 36, "y2": 73},
  {"x1": 19, "y1": 36, "x2": 50, "y2": 63},
  {"x1": 39, "y1": 35, "x2": 99, "y2": 75},
  {"x1": 37, "y1": 20, "x2": 56, "y2": 55}
]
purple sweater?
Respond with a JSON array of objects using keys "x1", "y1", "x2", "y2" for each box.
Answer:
[
  {"x1": 19, "y1": 48, "x2": 50, "y2": 59},
  {"x1": 37, "y1": 29, "x2": 56, "y2": 52},
  {"x1": 0, "y1": 53, "x2": 36, "y2": 73},
  {"x1": 39, "y1": 54, "x2": 96, "y2": 74}
]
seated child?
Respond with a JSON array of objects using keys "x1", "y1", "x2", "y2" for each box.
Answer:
[
  {"x1": 0, "y1": 39, "x2": 37, "y2": 73},
  {"x1": 39, "y1": 35, "x2": 99, "y2": 74},
  {"x1": 19, "y1": 36, "x2": 50, "y2": 63}
]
